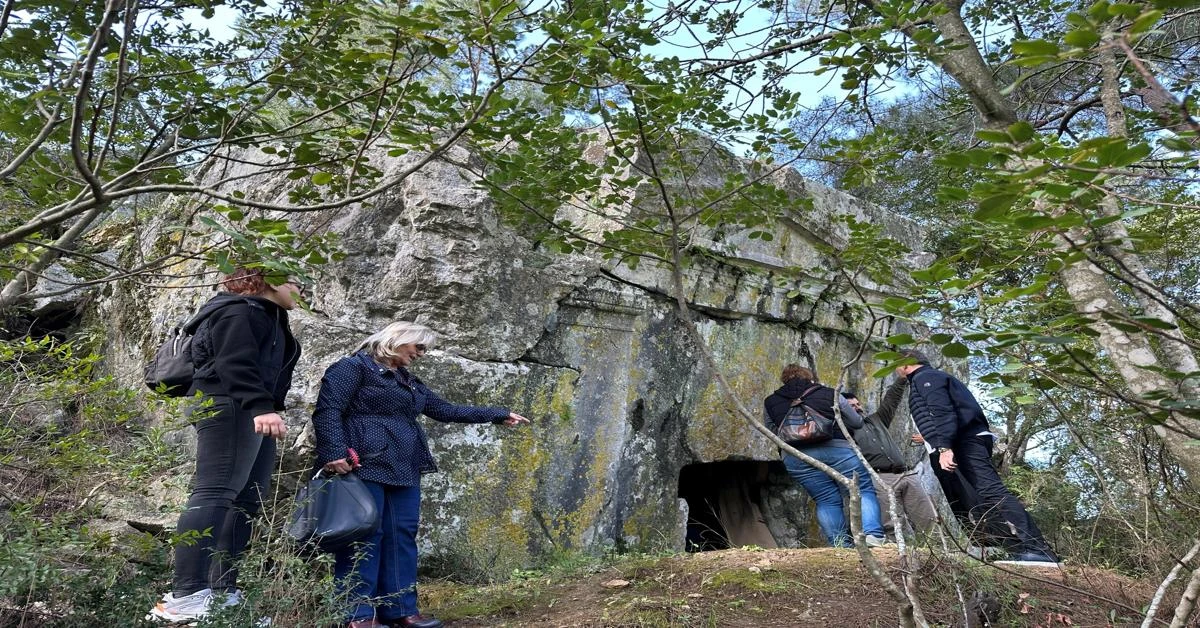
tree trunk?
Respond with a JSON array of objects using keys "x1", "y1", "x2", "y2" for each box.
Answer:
[
  {"x1": 1057, "y1": 257, "x2": 1200, "y2": 479},
  {"x1": 1094, "y1": 40, "x2": 1200, "y2": 400}
]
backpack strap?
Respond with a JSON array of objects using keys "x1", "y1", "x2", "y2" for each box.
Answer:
[{"x1": 789, "y1": 384, "x2": 822, "y2": 407}]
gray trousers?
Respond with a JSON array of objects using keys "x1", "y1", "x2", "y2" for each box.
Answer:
[{"x1": 873, "y1": 470, "x2": 937, "y2": 538}]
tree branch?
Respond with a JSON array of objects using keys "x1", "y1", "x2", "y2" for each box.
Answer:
[
  {"x1": 1143, "y1": 539, "x2": 1200, "y2": 628},
  {"x1": 68, "y1": 0, "x2": 122, "y2": 205}
]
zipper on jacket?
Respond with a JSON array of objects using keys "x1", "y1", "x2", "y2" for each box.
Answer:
[{"x1": 271, "y1": 309, "x2": 299, "y2": 399}]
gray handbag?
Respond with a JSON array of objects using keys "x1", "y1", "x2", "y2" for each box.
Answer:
[
  {"x1": 287, "y1": 470, "x2": 380, "y2": 551},
  {"x1": 775, "y1": 385, "x2": 837, "y2": 445}
]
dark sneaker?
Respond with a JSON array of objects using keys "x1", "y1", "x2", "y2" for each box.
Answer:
[{"x1": 392, "y1": 614, "x2": 444, "y2": 628}]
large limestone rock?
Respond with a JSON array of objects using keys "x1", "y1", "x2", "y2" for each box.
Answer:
[{"x1": 97, "y1": 141, "x2": 927, "y2": 573}]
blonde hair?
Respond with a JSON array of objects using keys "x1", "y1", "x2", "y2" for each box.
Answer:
[{"x1": 357, "y1": 321, "x2": 438, "y2": 363}]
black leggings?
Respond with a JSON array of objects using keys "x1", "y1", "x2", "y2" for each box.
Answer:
[{"x1": 173, "y1": 395, "x2": 275, "y2": 596}]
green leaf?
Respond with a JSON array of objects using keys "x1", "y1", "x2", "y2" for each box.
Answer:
[
  {"x1": 1133, "y1": 316, "x2": 1177, "y2": 330},
  {"x1": 976, "y1": 130, "x2": 1011, "y2": 144},
  {"x1": 886, "y1": 334, "x2": 916, "y2": 345},
  {"x1": 1129, "y1": 9, "x2": 1163, "y2": 34},
  {"x1": 976, "y1": 193, "x2": 1019, "y2": 219},
  {"x1": 1011, "y1": 55, "x2": 1059, "y2": 67},
  {"x1": 1007, "y1": 121, "x2": 1035, "y2": 143},
  {"x1": 1107, "y1": 2, "x2": 1142, "y2": 18},
  {"x1": 311, "y1": 172, "x2": 334, "y2": 185},
  {"x1": 938, "y1": 186, "x2": 969, "y2": 201},
  {"x1": 1032, "y1": 335, "x2": 1075, "y2": 344},
  {"x1": 941, "y1": 342, "x2": 970, "y2": 358},
  {"x1": 871, "y1": 364, "x2": 898, "y2": 379},
  {"x1": 1161, "y1": 136, "x2": 1197, "y2": 151},
  {"x1": 1114, "y1": 143, "x2": 1152, "y2": 167},
  {"x1": 1064, "y1": 29, "x2": 1101, "y2": 48},
  {"x1": 1088, "y1": 0, "x2": 1112, "y2": 20},
  {"x1": 1011, "y1": 39, "x2": 1061, "y2": 57}
]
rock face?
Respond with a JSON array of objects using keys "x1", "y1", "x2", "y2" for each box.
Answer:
[{"x1": 97, "y1": 142, "x2": 927, "y2": 574}]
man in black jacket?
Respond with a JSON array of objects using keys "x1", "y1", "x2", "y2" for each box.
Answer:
[
  {"x1": 896, "y1": 349, "x2": 1059, "y2": 564},
  {"x1": 843, "y1": 380, "x2": 937, "y2": 539}
]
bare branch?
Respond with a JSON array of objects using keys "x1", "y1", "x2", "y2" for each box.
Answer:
[{"x1": 1144, "y1": 539, "x2": 1200, "y2": 628}]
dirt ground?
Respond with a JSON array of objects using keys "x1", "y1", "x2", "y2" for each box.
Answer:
[{"x1": 422, "y1": 547, "x2": 1169, "y2": 627}]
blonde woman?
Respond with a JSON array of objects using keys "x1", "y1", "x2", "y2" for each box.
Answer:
[{"x1": 311, "y1": 322, "x2": 529, "y2": 628}]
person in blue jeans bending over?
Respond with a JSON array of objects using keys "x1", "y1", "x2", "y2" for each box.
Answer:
[
  {"x1": 764, "y1": 364, "x2": 888, "y2": 548},
  {"x1": 311, "y1": 321, "x2": 530, "y2": 628}
]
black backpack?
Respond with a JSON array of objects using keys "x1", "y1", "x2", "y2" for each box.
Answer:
[{"x1": 143, "y1": 298, "x2": 254, "y2": 396}]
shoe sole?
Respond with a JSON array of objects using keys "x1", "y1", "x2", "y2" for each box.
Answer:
[
  {"x1": 145, "y1": 618, "x2": 200, "y2": 627},
  {"x1": 993, "y1": 559, "x2": 1061, "y2": 568},
  {"x1": 146, "y1": 607, "x2": 205, "y2": 625}
]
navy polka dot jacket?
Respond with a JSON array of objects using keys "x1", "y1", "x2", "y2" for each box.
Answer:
[{"x1": 311, "y1": 351, "x2": 510, "y2": 486}]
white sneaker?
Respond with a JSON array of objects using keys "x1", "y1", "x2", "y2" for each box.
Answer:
[
  {"x1": 215, "y1": 588, "x2": 242, "y2": 607},
  {"x1": 865, "y1": 535, "x2": 892, "y2": 548},
  {"x1": 147, "y1": 588, "x2": 214, "y2": 622}
]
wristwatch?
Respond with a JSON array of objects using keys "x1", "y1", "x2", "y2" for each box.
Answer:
[{"x1": 937, "y1": 447, "x2": 952, "y2": 453}]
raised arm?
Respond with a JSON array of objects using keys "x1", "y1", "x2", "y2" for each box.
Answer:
[{"x1": 875, "y1": 378, "x2": 910, "y2": 428}]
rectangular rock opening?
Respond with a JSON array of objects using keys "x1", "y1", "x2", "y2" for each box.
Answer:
[{"x1": 678, "y1": 460, "x2": 782, "y2": 552}]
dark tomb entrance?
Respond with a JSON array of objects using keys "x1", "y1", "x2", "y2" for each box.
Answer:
[{"x1": 678, "y1": 460, "x2": 784, "y2": 552}]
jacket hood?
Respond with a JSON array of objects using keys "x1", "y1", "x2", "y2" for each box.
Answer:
[
  {"x1": 773, "y1": 378, "x2": 819, "y2": 400},
  {"x1": 184, "y1": 293, "x2": 278, "y2": 333}
]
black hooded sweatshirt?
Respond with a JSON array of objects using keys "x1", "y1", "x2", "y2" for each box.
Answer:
[
  {"x1": 763, "y1": 378, "x2": 863, "y2": 447},
  {"x1": 185, "y1": 293, "x2": 301, "y2": 417}
]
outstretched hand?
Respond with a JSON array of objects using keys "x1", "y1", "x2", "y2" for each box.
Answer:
[{"x1": 502, "y1": 412, "x2": 530, "y2": 427}]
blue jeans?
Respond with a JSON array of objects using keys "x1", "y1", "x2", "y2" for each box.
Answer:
[
  {"x1": 784, "y1": 444, "x2": 884, "y2": 547},
  {"x1": 334, "y1": 481, "x2": 421, "y2": 621}
]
